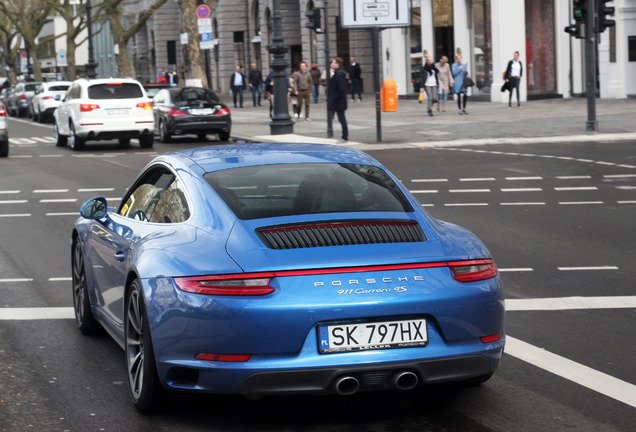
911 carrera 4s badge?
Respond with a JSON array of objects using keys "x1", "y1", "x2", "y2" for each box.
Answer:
[{"x1": 318, "y1": 318, "x2": 428, "y2": 353}]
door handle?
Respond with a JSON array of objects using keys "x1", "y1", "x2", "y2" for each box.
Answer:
[{"x1": 114, "y1": 252, "x2": 125, "y2": 262}]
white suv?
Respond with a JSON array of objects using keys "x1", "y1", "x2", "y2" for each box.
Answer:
[
  {"x1": 30, "y1": 81, "x2": 72, "y2": 122},
  {"x1": 54, "y1": 78, "x2": 154, "y2": 150}
]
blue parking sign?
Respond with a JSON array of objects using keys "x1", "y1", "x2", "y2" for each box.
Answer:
[{"x1": 201, "y1": 33, "x2": 211, "y2": 42}]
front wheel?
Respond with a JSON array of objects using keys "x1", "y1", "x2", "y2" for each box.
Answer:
[{"x1": 125, "y1": 279, "x2": 162, "y2": 411}]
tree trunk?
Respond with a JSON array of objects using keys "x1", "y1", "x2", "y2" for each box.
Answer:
[{"x1": 179, "y1": 0, "x2": 208, "y2": 87}]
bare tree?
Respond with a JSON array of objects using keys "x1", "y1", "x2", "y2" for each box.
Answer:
[
  {"x1": 51, "y1": 0, "x2": 89, "y2": 81},
  {"x1": 0, "y1": 20, "x2": 23, "y2": 86}
]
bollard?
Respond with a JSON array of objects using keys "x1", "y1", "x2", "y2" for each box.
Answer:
[{"x1": 381, "y1": 78, "x2": 397, "y2": 112}]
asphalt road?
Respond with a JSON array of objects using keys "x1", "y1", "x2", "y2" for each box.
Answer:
[{"x1": 1, "y1": 117, "x2": 635, "y2": 431}]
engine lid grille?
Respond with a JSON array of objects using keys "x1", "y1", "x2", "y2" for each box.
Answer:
[{"x1": 256, "y1": 220, "x2": 426, "y2": 250}]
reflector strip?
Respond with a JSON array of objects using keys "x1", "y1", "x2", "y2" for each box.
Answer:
[{"x1": 195, "y1": 353, "x2": 251, "y2": 362}]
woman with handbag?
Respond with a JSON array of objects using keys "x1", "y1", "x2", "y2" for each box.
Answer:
[
  {"x1": 421, "y1": 56, "x2": 439, "y2": 117},
  {"x1": 451, "y1": 54, "x2": 469, "y2": 115},
  {"x1": 435, "y1": 56, "x2": 453, "y2": 112}
]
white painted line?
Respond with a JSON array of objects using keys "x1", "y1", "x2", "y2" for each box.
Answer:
[
  {"x1": 595, "y1": 161, "x2": 617, "y2": 166},
  {"x1": 0, "y1": 278, "x2": 34, "y2": 283},
  {"x1": 556, "y1": 176, "x2": 592, "y2": 180},
  {"x1": 558, "y1": 266, "x2": 619, "y2": 271},
  {"x1": 505, "y1": 336, "x2": 636, "y2": 409},
  {"x1": 49, "y1": 277, "x2": 72, "y2": 282},
  {"x1": 618, "y1": 201, "x2": 636, "y2": 204},
  {"x1": 616, "y1": 164, "x2": 636, "y2": 169},
  {"x1": 559, "y1": 201, "x2": 604, "y2": 205},
  {"x1": 616, "y1": 186, "x2": 636, "y2": 190},
  {"x1": 410, "y1": 190, "x2": 439, "y2": 194},
  {"x1": 0, "y1": 307, "x2": 74, "y2": 320},
  {"x1": 134, "y1": 152, "x2": 158, "y2": 155},
  {"x1": 449, "y1": 189, "x2": 491, "y2": 193},
  {"x1": 554, "y1": 186, "x2": 598, "y2": 191},
  {"x1": 39, "y1": 154, "x2": 63, "y2": 158},
  {"x1": 420, "y1": 203, "x2": 434, "y2": 207},
  {"x1": 460, "y1": 178, "x2": 496, "y2": 182},
  {"x1": 33, "y1": 189, "x2": 69, "y2": 193},
  {"x1": 39, "y1": 198, "x2": 77, "y2": 203},
  {"x1": 498, "y1": 268, "x2": 534, "y2": 272},
  {"x1": 500, "y1": 188, "x2": 543, "y2": 192},
  {"x1": 604, "y1": 174, "x2": 636, "y2": 179},
  {"x1": 0, "y1": 214, "x2": 31, "y2": 218},
  {"x1": 500, "y1": 202, "x2": 546, "y2": 206},
  {"x1": 77, "y1": 188, "x2": 115, "y2": 192},
  {"x1": 0, "y1": 200, "x2": 28, "y2": 204},
  {"x1": 411, "y1": 179, "x2": 448, "y2": 183},
  {"x1": 31, "y1": 136, "x2": 56, "y2": 143},
  {"x1": 45, "y1": 212, "x2": 78, "y2": 216},
  {"x1": 506, "y1": 296, "x2": 636, "y2": 311},
  {"x1": 0, "y1": 190, "x2": 20, "y2": 194},
  {"x1": 444, "y1": 203, "x2": 489, "y2": 207},
  {"x1": 11, "y1": 155, "x2": 33, "y2": 158},
  {"x1": 505, "y1": 176, "x2": 543, "y2": 181}
]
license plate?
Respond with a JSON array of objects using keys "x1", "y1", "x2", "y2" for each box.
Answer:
[
  {"x1": 190, "y1": 108, "x2": 213, "y2": 115},
  {"x1": 106, "y1": 108, "x2": 130, "y2": 115},
  {"x1": 318, "y1": 319, "x2": 427, "y2": 354}
]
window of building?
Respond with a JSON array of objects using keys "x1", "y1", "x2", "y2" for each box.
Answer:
[{"x1": 234, "y1": 31, "x2": 246, "y2": 68}]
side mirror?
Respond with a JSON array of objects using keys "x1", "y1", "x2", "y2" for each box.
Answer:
[{"x1": 80, "y1": 197, "x2": 108, "y2": 219}]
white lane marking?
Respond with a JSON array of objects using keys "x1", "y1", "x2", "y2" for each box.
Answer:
[
  {"x1": 49, "y1": 277, "x2": 71, "y2": 282},
  {"x1": 34, "y1": 189, "x2": 70, "y2": 193},
  {"x1": 77, "y1": 188, "x2": 115, "y2": 192},
  {"x1": 46, "y1": 212, "x2": 78, "y2": 216},
  {"x1": 0, "y1": 307, "x2": 74, "y2": 320},
  {"x1": 0, "y1": 200, "x2": 28, "y2": 204},
  {"x1": 559, "y1": 201, "x2": 604, "y2": 205},
  {"x1": 444, "y1": 203, "x2": 489, "y2": 207},
  {"x1": 500, "y1": 188, "x2": 543, "y2": 192},
  {"x1": 500, "y1": 202, "x2": 546, "y2": 206},
  {"x1": 616, "y1": 186, "x2": 636, "y2": 190},
  {"x1": 449, "y1": 189, "x2": 491, "y2": 193},
  {"x1": 498, "y1": 268, "x2": 534, "y2": 272},
  {"x1": 557, "y1": 176, "x2": 592, "y2": 180},
  {"x1": 505, "y1": 336, "x2": 636, "y2": 409},
  {"x1": 505, "y1": 176, "x2": 543, "y2": 181},
  {"x1": 411, "y1": 179, "x2": 448, "y2": 183},
  {"x1": 0, "y1": 278, "x2": 34, "y2": 283},
  {"x1": 0, "y1": 190, "x2": 20, "y2": 194},
  {"x1": 9, "y1": 155, "x2": 34, "y2": 158},
  {"x1": 618, "y1": 200, "x2": 636, "y2": 204},
  {"x1": 0, "y1": 214, "x2": 31, "y2": 218},
  {"x1": 558, "y1": 266, "x2": 619, "y2": 271},
  {"x1": 506, "y1": 296, "x2": 636, "y2": 311},
  {"x1": 39, "y1": 155, "x2": 63, "y2": 158},
  {"x1": 554, "y1": 186, "x2": 598, "y2": 191},
  {"x1": 410, "y1": 190, "x2": 439, "y2": 194},
  {"x1": 604, "y1": 174, "x2": 636, "y2": 179},
  {"x1": 39, "y1": 198, "x2": 77, "y2": 203},
  {"x1": 460, "y1": 177, "x2": 496, "y2": 182}
]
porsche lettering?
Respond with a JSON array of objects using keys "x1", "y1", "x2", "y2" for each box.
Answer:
[{"x1": 314, "y1": 275, "x2": 424, "y2": 288}]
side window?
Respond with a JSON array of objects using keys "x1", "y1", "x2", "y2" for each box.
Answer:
[{"x1": 119, "y1": 166, "x2": 190, "y2": 223}]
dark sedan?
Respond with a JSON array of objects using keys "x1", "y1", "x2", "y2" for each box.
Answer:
[{"x1": 152, "y1": 87, "x2": 231, "y2": 142}]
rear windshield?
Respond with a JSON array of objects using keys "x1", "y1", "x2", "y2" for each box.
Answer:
[
  {"x1": 172, "y1": 88, "x2": 220, "y2": 104},
  {"x1": 88, "y1": 83, "x2": 143, "y2": 99},
  {"x1": 204, "y1": 163, "x2": 413, "y2": 220},
  {"x1": 25, "y1": 84, "x2": 40, "y2": 92},
  {"x1": 49, "y1": 85, "x2": 69, "y2": 91}
]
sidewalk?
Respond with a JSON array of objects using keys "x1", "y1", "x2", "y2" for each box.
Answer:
[{"x1": 225, "y1": 94, "x2": 636, "y2": 150}]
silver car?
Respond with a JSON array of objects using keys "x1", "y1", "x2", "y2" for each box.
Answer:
[{"x1": 6, "y1": 82, "x2": 42, "y2": 117}]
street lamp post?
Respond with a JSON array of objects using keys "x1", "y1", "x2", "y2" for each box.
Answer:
[
  {"x1": 85, "y1": 0, "x2": 98, "y2": 78},
  {"x1": 267, "y1": 0, "x2": 294, "y2": 135}
]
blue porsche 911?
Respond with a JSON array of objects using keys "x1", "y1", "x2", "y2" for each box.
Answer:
[{"x1": 72, "y1": 143, "x2": 505, "y2": 410}]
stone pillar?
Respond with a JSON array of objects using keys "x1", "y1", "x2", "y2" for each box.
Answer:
[{"x1": 490, "y1": 0, "x2": 526, "y2": 103}]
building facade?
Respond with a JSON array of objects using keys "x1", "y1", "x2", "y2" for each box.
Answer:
[{"x1": 122, "y1": 0, "x2": 635, "y2": 101}]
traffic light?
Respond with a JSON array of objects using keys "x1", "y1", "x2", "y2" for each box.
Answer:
[
  {"x1": 564, "y1": 0, "x2": 586, "y2": 39},
  {"x1": 305, "y1": 8, "x2": 323, "y2": 33},
  {"x1": 596, "y1": 0, "x2": 615, "y2": 33}
]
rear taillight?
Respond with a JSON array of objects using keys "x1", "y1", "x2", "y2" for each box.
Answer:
[
  {"x1": 169, "y1": 108, "x2": 188, "y2": 117},
  {"x1": 0, "y1": 107, "x2": 6, "y2": 116},
  {"x1": 43, "y1": 96, "x2": 54, "y2": 100},
  {"x1": 194, "y1": 353, "x2": 251, "y2": 362},
  {"x1": 19, "y1": 94, "x2": 27, "y2": 100},
  {"x1": 481, "y1": 334, "x2": 502, "y2": 344},
  {"x1": 215, "y1": 107, "x2": 230, "y2": 116},
  {"x1": 175, "y1": 273, "x2": 275, "y2": 296},
  {"x1": 80, "y1": 103, "x2": 100, "y2": 112},
  {"x1": 136, "y1": 101, "x2": 152, "y2": 110},
  {"x1": 449, "y1": 259, "x2": 498, "y2": 282}
]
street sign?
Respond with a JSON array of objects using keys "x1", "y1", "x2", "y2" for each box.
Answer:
[
  {"x1": 340, "y1": 0, "x2": 411, "y2": 28},
  {"x1": 196, "y1": 4, "x2": 211, "y2": 19},
  {"x1": 201, "y1": 33, "x2": 211, "y2": 42},
  {"x1": 198, "y1": 18, "x2": 212, "y2": 34}
]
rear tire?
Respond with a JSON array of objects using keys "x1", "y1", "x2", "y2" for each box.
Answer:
[
  {"x1": 125, "y1": 279, "x2": 162, "y2": 411},
  {"x1": 0, "y1": 139, "x2": 8, "y2": 158},
  {"x1": 139, "y1": 135, "x2": 154, "y2": 149},
  {"x1": 69, "y1": 122, "x2": 85, "y2": 150},
  {"x1": 54, "y1": 121, "x2": 68, "y2": 147},
  {"x1": 159, "y1": 120, "x2": 171, "y2": 143},
  {"x1": 118, "y1": 138, "x2": 131, "y2": 146},
  {"x1": 218, "y1": 131, "x2": 230, "y2": 142}
]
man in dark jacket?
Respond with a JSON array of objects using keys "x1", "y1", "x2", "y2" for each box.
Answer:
[
  {"x1": 248, "y1": 63, "x2": 264, "y2": 107},
  {"x1": 328, "y1": 57, "x2": 348, "y2": 143},
  {"x1": 349, "y1": 57, "x2": 362, "y2": 102},
  {"x1": 230, "y1": 65, "x2": 246, "y2": 108}
]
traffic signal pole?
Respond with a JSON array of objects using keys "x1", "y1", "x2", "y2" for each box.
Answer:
[{"x1": 585, "y1": 0, "x2": 597, "y2": 131}]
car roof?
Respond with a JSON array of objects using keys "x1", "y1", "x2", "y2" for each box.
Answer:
[
  {"x1": 74, "y1": 78, "x2": 143, "y2": 86},
  {"x1": 163, "y1": 143, "x2": 377, "y2": 173}
]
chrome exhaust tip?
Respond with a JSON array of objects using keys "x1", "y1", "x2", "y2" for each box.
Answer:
[
  {"x1": 333, "y1": 375, "x2": 360, "y2": 396},
  {"x1": 391, "y1": 371, "x2": 419, "y2": 390}
]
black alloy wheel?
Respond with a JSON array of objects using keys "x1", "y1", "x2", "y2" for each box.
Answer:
[{"x1": 72, "y1": 238, "x2": 99, "y2": 334}]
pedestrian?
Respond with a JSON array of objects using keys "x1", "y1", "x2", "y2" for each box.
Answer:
[
  {"x1": 421, "y1": 56, "x2": 439, "y2": 117},
  {"x1": 230, "y1": 65, "x2": 246, "y2": 108},
  {"x1": 292, "y1": 61, "x2": 313, "y2": 121},
  {"x1": 435, "y1": 56, "x2": 453, "y2": 112},
  {"x1": 157, "y1": 67, "x2": 167, "y2": 84},
  {"x1": 451, "y1": 54, "x2": 468, "y2": 115},
  {"x1": 310, "y1": 61, "x2": 321, "y2": 103},
  {"x1": 248, "y1": 63, "x2": 264, "y2": 107},
  {"x1": 505, "y1": 51, "x2": 523, "y2": 108},
  {"x1": 167, "y1": 69, "x2": 178, "y2": 87},
  {"x1": 349, "y1": 57, "x2": 362, "y2": 102},
  {"x1": 328, "y1": 57, "x2": 348, "y2": 143}
]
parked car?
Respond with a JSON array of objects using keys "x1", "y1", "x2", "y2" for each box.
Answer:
[
  {"x1": 0, "y1": 101, "x2": 8, "y2": 157},
  {"x1": 53, "y1": 78, "x2": 154, "y2": 150},
  {"x1": 6, "y1": 82, "x2": 42, "y2": 117},
  {"x1": 0, "y1": 88, "x2": 13, "y2": 105},
  {"x1": 30, "y1": 81, "x2": 72, "y2": 122},
  {"x1": 142, "y1": 82, "x2": 170, "y2": 99},
  {"x1": 72, "y1": 143, "x2": 505, "y2": 411},
  {"x1": 152, "y1": 87, "x2": 231, "y2": 142}
]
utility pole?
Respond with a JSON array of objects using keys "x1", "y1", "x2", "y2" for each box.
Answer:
[{"x1": 584, "y1": 0, "x2": 597, "y2": 131}]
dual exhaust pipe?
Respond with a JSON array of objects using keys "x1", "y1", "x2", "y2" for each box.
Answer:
[{"x1": 332, "y1": 370, "x2": 419, "y2": 395}]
